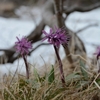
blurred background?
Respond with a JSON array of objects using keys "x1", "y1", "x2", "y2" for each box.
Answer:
[{"x1": 0, "y1": 0, "x2": 100, "y2": 76}]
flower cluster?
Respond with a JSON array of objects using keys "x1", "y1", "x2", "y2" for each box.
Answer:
[
  {"x1": 94, "y1": 46, "x2": 100, "y2": 60},
  {"x1": 15, "y1": 37, "x2": 32, "y2": 55},
  {"x1": 42, "y1": 27, "x2": 70, "y2": 47}
]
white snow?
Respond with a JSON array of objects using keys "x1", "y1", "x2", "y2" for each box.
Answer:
[
  {"x1": 66, "y1": 8, "x2": 100, "y2": 56},
  {"x1": 0, "y1": 7, "x2": 100, "y2": 76}
]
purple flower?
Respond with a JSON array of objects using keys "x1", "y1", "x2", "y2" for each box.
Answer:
[
  {"x1": 15, "y1": 37, "x2": 32, "y2": 55},
  {"x1": 42, "y1": 27, "x2": 70, "y2": 47},
  {"x1": 94, "y1": 46, "x2": 100, "y2": 60}
]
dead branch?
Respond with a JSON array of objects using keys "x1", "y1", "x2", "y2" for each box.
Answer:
[
  {"x1": 0, "y1": 20, "x2": 45, "y2": 64},
  {"x1": 29, "y1": 43, "x2": 50, "y2": 54},
  {"x1": 64, "y1": 2, "x2": 100, "y2": 15},
  {"x1": 1, "y1": 0, "x2": 99, "y2": 65},
  {"x1": 27, "y1": 20, "x2": 45, "y2": 43},
  {"x1": 68, "y1": 28, "x2": 86, "y2": 54},
  {"x1": 0, "y1": 43, "x2": 50, "y2": 64},
  {"x1": 41, "y1": 0, "x2": 86, "y2": 57},
  {"x1": 54, "y1": 0, "x2": 74, "y2": 66},
  {"x1": 76, "y1": 23, "x2": 98, "y2": 34}
]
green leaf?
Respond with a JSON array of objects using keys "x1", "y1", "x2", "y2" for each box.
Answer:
[
  {"x1": 33, "y1": 67, "x2": 41, "y2": 82},
  {"x1": 66, "y1": 72, "x2": 81, "y2": 82},
  {"x1": 80, "y1": 60, "x2": 88, "y2": 79},
  {"x1": 48, "y1": 65, "x2": 55, "y2": 83},
  {"x1": 96, "y1": 79, "x2": 100, "y2": 85}
]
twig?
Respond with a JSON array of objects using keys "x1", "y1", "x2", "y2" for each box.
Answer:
[
  {"x1": 89, "y1": 72, "x2": 100, "y2": 88},
  {"x1": 54, "y1": 0, "x2": 62, "y2": 27},
  {"x1": 83, "y1": 42, "x2": 99, "y2": 47},
  {"x1": 29, "y1": 43, "x2": 50, "y2": 54},
  {"x1": 76, "y1": 23, "x2": 98, "y2": 34},
  {"x1": 64, "y1": 2, "x2": 100, "y2": 15},
  {"x1": 54, "y1": 0, "x2": 74, "y2": 66}
]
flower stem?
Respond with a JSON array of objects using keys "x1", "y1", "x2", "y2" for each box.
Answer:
[
  {"x1": 54, "y1": 45, "x2": 65, "y2": 85},
  {"x1": 23, "y1": 55, "x2": 29, "y2": 79}
]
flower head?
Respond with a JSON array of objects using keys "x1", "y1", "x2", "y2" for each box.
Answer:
[
  {"x1": 42, "y1": 27, "x2": 70, "y2": 47},
  {"x1": 94, "y1": 46, "x2": 100, "y2": 60},
  {"x1": 15, "y1": 37, "x2": 32, "y2": 55}
]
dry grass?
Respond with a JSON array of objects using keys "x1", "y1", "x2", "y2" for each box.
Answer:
[{"x1": 0, "y1": 55, "x2": 100, "y2": 100}]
